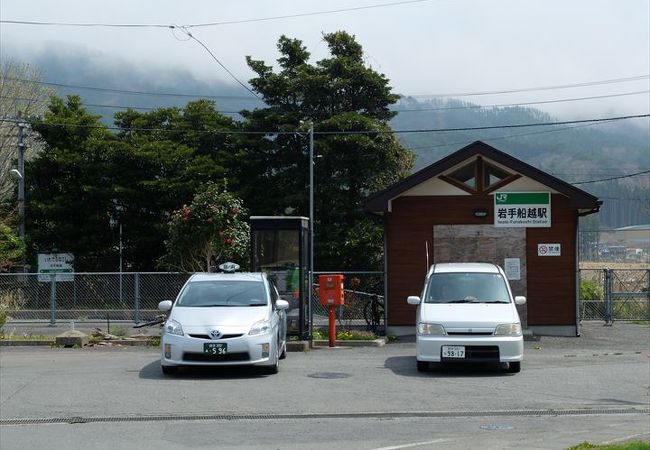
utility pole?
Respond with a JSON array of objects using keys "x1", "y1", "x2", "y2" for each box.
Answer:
[
  {"x1": 308, "y1": 122, "x2": 314, "y2": 340},
  {"x1": 17, "y1": 113, "x2": 27, "y2": 272}
]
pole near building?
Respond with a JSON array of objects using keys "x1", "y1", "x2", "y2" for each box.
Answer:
[{"x1": 308, "y1": 122, "x2": 314, "y2": 340}]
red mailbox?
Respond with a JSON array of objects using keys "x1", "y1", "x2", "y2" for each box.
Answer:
[{"x1": 318, "y1": 274, "x2": 345, "y2": 306}]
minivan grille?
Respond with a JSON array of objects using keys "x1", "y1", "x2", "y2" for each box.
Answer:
[{"x1": 446, "y1": 332, "x2": 493, "y2": 336}]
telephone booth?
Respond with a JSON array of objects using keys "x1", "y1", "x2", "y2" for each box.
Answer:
[{"x1": 250, "y1": 216, "x2": 309, "y2": 339}]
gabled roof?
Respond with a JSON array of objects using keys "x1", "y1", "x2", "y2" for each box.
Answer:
[{"x1": 364, "y1": 140, "x2": 601, "y2": 213}]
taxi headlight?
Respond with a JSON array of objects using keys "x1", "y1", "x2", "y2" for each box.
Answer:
[
  {"x1": 249, "y1": 319, "x2": 272, "y2": 336},
  {"x1": 417, "y1": 323, "x2": 446, "y2": 336},
  {"x1": 494, "y1": 323, "x2": 522, "y2": 336},
  {"x1": 164, "y1": 319, "x2": 184, "y2": 336}
]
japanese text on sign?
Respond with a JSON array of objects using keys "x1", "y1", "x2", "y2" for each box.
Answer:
[{"x1": 494, "y1": 192, "x2": 551, "y2": 228}]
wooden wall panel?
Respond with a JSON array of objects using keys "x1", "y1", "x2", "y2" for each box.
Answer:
[{"x1": 385, "y1": 194, "x2": 577, "y2": 326}]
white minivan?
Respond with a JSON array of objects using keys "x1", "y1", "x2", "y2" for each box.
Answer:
[{"x1": 407, "y1": 263, "x2": 526, "y2": 373}]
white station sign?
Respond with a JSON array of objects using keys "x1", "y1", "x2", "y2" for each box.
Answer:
[{"x1": 38, "y1": 253, "x2": 74, "y2": 282}]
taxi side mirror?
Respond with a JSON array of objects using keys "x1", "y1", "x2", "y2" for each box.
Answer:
[
  {"x1": 275, "y1": 299, "x2": 290, "y2": 310},
  {"x1": 514, "y1": 296, "x2": 526, "y2": 305}
]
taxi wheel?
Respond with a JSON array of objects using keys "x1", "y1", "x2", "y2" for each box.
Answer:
[
  {"x1": 416, "y1": 360, "x2": 429, "y2": 372},
  {"x1": 279, "y1": 341, "x2": 287, "y2": 360},
  {"x1": 507, "y1": 361, "x2": 521, "y2": 373},
  {"x1": 161, "y1": 365, "x2": 178, "y2": 375}
]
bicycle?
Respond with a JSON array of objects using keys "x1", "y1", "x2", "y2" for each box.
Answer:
[{"x1": 363, "y1": 294, "x2": 385, "y2": 334}]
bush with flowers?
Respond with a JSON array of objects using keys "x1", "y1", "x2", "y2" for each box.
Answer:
[{"x1": 160, "y1": 182, "x2": 250, "y2": 272}]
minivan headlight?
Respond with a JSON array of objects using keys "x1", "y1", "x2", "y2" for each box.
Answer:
[
  {"x1": 417, "y1": 323, "x2": 446, "y2": 336},
  {"x1": 249, "y1": 319, "x2": 272, "y2": 336},
  {"x1": 494, "y1": 323, "x2": 522, "y2": 336},
  {"x1": 164, "y1": 319, "x2": 184, "y2": 336}
]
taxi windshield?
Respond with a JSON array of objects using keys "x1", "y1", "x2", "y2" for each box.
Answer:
[
  {"x1": 425, "y1": 272, "x2": 511, "y2": 304},
  {"x1": 176, "y1": 281, "x2": 267, "y2": 307}
]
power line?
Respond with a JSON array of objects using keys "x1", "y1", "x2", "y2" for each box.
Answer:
[
  {"x1": 1, "y1": 113, "x2": 647, "y2": 135},
  {"x1": 572, "y1": 170, "x2": 650, "y2": 185},
  {"x1": 0, "y1": 96, "x2": 242, "y2": 114},
  {"x1": 176, "y1": 27, "x2": 260, "y2": 100},
  {"x1": 0, "y1": 0, "x2": 431, "y2": 28},
  {"x1": 4, "y1": 77, "x2": 260, "y2": 101},
  {"x1": 393, "y1": 90, "x2": 650, "y2": 112},
  {"x1": 6, "y1": 90, "x2": 647, "y2": 116},
  {"x1": 401, "y1": 75, "x2": 650, "y2": 98},
  {"x1": 323, "y1": 114, "x2": 650, "y2": 135},
  {"x1": 7, "y1": 75, "x2": 650, "y2": 103}
]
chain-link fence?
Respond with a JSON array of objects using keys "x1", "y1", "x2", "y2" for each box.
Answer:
[
  {"x1": 311, "y1": 271, "x2": 385, "y2": 335},
  {"x1": 1, "y1": 271, "x2": 386, "y2": 335},
  {"x1": 0, "y1": 273, "x2": 190, "y2": 323},
  {"x1": 579, "y1": 269, "x2": 650, "y2": 322}
]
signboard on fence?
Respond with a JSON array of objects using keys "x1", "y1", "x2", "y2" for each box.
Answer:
[
  {"x1": 494, "y1": 192, "x2": 551, "y2": 228},
  {"x1": 38, "y1": 253, "x2": 74, "y2": 282}
]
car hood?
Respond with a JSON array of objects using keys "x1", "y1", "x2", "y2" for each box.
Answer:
[
  {"x1": 170, "y1": 306, "x2": 268, "y2": 328},
  {"x1": 420, "y1": 303, "x2": 519, "y2": 330}
]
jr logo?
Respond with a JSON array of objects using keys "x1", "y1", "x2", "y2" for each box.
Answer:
[{"x1": 496, "y1": 193, "x2": 508, "y2": 203}]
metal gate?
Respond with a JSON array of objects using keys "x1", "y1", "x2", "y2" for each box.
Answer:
[{"x1": 579, "y1": 269, "x2": 650, "y2": 323}]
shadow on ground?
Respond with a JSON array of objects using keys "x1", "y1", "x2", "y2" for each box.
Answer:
[
  {"x1": 384, "y1": 356, "x2": 515, "y2": 378},
  {"x1": 139, "y1": 359, "x2": 272, "y2": 380}
]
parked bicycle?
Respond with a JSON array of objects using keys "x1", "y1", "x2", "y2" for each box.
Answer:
[{"x1": 363, "y1": 294, "x2": 385, "y2": 333}]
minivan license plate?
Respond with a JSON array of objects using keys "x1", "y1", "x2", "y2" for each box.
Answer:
[
  {"x1": 204, "y1": 343, "x2": 227, "y2": 355},
  {"x1": 442, "y1": 346, "x2": 465, "y2": 358}
]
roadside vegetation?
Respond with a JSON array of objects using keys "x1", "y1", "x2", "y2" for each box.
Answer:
[{"x1": 567, "y1": 441, "x2": 650, "y2": 450}]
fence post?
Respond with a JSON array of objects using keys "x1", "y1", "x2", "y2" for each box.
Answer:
[
  {"x1": 604, "y1": 268, "x2": 613, "y2": 325},
  {"x1": 49, "y1": 274, "x2": 57, "y2": 326},
  {"x1": 134, "y1": 273, "x2": 140, "y2": 324}
]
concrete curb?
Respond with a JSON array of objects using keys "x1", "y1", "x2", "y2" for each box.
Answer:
[{"x1": 312, "y1": 338, "x2": 386, "y2": 348}]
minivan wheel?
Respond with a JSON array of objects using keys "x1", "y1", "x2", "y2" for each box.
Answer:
[
  {"x1": 507, "y1": 361, "x2": 521, "y2": 373},
  {"x1": 417, "y1": 360, "x2": 429, "y2": 372},
  {"x1": 161, "y1": 365, "x2": 178, "y2": 375}
]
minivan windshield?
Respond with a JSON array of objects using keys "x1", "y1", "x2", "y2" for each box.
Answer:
[
  {"x1": 424, "y1": 272, "x2": 511, "y2": 304},
  {"x1": 176, "y1": 281, "x2": 267, "y2": 307}
]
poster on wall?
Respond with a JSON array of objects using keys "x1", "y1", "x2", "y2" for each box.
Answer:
[
  {"x1": 504, "y1": 258, "x2": 521, "y2": 280},
  {"x1": 494, "y1": 192, "x2": 551, "y2": 228}
]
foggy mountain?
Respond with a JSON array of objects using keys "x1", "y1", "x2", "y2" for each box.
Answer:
[{"x1": 11, "y1": 50, "x2": 650, "y2": 228}]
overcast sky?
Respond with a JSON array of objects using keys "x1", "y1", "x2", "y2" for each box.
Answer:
[{"x1": 1, "y1": 0, "x2": 649, "y2": 120}]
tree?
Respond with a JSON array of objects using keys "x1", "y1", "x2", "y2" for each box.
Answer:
[
  {"x1": 240, "y1": 31, "x2": 414, "y2": 269},
  {"x1": 161, "y1": 183, "x2": 249, "y2": 272},
  {"x1": 0, "y1": 214, "x2": 25, "y2": 272},
  {"x1": 27, "y1": 96, "x2": 241, "y2": 271},
  {"x1": 0, "y1": 59, "x2": 52, "y2": 202}
]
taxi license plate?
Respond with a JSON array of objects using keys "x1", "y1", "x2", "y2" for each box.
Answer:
[
  {"x1": 204, "y1": 343, "x2": 227, "y2": 355},
  {"x1": 442, "y1": 346, "x2": 465, "y2": 358}
]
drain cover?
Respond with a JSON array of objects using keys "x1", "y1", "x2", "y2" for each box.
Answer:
[
  {"x1": 308, "y1": 372, "x2": 351, "y2": 379},
  {"x1": 480, "y1": 424, "x2": 514, "y2": 430}
]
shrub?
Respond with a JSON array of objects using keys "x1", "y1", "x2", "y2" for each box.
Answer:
[{"x1": 580, "y1": 279, "x2": 603, "y2": 300}]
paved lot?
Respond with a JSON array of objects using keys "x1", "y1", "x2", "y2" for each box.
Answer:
[{"x1": 1, "y1": 322, "x2": 648, "y2": 449}]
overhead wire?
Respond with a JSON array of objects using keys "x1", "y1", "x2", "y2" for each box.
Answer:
[
  {"x1": 1, "y1": 113, "x2": 647, "y2": 135},
  {"x1": 6, "y1": 75, "x2": 649, "y2": 102},
  {"x1": 4, "y1": 90, "x2": 648, "y2": 116},
  {"x1": 0, "y1": 0, "x2": 432, "y2": 28},
  {"x1": 572, "y1": 170, "x2": 650, "y2": 185}
]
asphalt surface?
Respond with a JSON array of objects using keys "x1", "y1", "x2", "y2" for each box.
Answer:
[{"x1": 1, "y1": 321, "x2": 648, "y2": 449}]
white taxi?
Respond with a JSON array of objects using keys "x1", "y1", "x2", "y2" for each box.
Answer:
[{"x1": 159, "y1": 264, "x2": 289, "y2": 375}]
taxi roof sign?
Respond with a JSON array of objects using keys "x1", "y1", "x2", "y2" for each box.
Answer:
[{"x1": 219, "y1": 262, "x2": 240, "y2": 273}]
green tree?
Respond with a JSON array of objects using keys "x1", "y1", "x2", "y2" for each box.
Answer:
[
  {"x1": 0, "y1": 217, "x2": 25, "y2": 272},
  {"x1": 240, "y1": 31, "x2": 414, "y2": 269},
  {"x1": 161, "y1": 183, "x2": 249, "y2": 272},
  {"x1": 26, "y1": 97, "x2": 239, "y2": 270}
]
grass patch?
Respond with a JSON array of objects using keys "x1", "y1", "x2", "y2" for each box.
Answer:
[
  {"x1": 0, "y1": 334, "x2": 53, "y2": 341},
  {"x1": 109, "y1": 325, "x2": 129, "y2": 337},
  {"x1": 312, "y1": 329, "x2": 377, "y2": 341},
  {"x1": 629, "y1": 320, "x2": 650, "y2": 326},
  {"x1": 567, "y1": 441, "x2": 650, "y2": 450}
]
